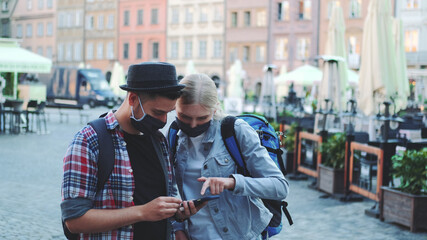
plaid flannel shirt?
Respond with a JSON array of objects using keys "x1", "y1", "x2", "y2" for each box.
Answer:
[{"x1": 61, "y1": 111, "x2": 175, "y2": 240}]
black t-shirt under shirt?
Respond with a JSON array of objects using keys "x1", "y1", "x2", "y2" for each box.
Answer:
[{"x1": 123, "y1": 131, "x2": 166, "y2": 240}]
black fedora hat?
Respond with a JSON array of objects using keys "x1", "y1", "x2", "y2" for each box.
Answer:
[{"x1": 120, "y1": 62, "x2": 185, "y2": 92}]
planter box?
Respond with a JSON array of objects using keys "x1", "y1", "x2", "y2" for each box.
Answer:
[
  {"x1": 381, "y1": 187, "x2": 427, "y2": 232},
  {"x1": 318, "y1": 164, "x2": 344, "y2": 194}
]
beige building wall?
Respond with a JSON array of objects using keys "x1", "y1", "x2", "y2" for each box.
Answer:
[
  {"x1": 167, "y1": 0, "x2": 225, "y2": 82},
  {"x1": 56, "y1": 0, "x2": 84, "y2": 67},
  {"x1": 11, "y1": 0, "x2": 56, "y2": 61},
  {"x1": 226, "y1": 0, "x2": 269, "y2": 95},
  {"x1": 85, "y1": 0, "x2": 118, "y2": 73}
]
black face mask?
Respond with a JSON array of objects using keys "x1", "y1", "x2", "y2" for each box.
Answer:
[
  {"x1": 176, "y1": 117, "x2": 211, "y2": 137},
  {"x1": 130, "y1": 96, "x2": 166, "y2": 135}
]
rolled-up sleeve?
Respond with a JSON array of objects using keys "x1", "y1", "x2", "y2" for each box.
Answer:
[{"x1": 61, "y1": 127, "x2": 98, "y2": 221}]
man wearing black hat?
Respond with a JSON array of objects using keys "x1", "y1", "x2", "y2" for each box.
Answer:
[{"x1": 61, "y1": 62, "x2": 197, "y2": 239}]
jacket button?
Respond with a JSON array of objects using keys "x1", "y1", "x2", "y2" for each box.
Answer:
[
  {"x1": 223, "y1": 227, "x2": 228, "y2": 232},
  {"x1": 214, "y1": 208, "x2": 219, "y2": 213},
  {"x1": 203, "y1": 165, "x2": 208, "y2": 169},
  {"x1": 225, "y1": 159, "x2": 229, "y2": 163}
]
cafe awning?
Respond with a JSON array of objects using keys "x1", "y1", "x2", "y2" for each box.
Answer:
[
  {"x1": 0, "y1": 38, "x2": 52, "y2": 98},
  {"x1": 0, "y1": 39, "x2": 52, "y2": 73}
]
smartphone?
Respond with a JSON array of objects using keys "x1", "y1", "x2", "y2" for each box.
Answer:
[
  {"x1": 179, "y1": 195, "x2": 220, "y2": 211},
  {"x1": 193, "y1": 195, "x2": 220, "y2": 207}
]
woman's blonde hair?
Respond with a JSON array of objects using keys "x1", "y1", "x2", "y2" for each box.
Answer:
[{"x1": 178, "y1": 73, "x2": 223, "y2": 120}]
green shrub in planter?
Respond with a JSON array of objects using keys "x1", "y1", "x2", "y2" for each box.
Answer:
[
  {"x1": 319, "y1": 132, "x2": 346, "y2": 169},
  {"x1": 283, "y1": 123, "x2": 298, "y2": 152},
  {"x1": 391, "y1": 148, "x2": 427, "y2": 195}
]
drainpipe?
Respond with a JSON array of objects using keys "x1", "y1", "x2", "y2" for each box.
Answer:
[
  {"x1": 315, "y1": 0, "x2": 320, "y2": 67},
  {"x1": 267, "y1": 0, "x2": 273, "y2": 65}
]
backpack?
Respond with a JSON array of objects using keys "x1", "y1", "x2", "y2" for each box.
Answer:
[
  {"x1": 62, "y1": 117, "x2": 115, "y2": 240},
  {"x1": 168, "y1": 114, "x2": 293, "y2": 239}
]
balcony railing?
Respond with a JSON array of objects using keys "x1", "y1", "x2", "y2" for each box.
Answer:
[{"x1": 406, "y1": 51, "x2": 427, "y2": 65}]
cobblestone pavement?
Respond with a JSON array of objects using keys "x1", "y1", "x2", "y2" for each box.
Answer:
[{"x1": 0, "y1": 107, "x2": 426, "y2": 240}]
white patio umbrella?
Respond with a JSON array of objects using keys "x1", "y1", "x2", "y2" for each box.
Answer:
[
  {"x1": 274, "y1": 65, "x2": 289, "y2": 102},
  {"x1": 226, "y1": 59, "x2": 245, "y2": 98},
  {"x1": 283, "y1": 64, "x2": 322, "y2": 86},
  {"x1": 109, "y1": 61, "x2": 126, "y2": 99},
  {"x1": 185, "y1": 60, "x2": 197, "y2": 76},
  {"x1": 318, "y1": 4, "x2": 349, "y2": 113},
  {"x1": 358, "y1": 0, "x2": 399, "y2": 116},
  {"x1": 392, "y1": 18, "x2": 410, "y2": 112}
]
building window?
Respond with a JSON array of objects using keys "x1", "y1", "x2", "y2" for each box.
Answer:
[
  {"x1": 66, "y1": 12, "x2": 73, "y2": 28},
  {"x1": 213, "y1": 40, "x2": 222, "y2": 58},
  {"x1": 171, "y1": 41, "x2": 178, "y2": 59},
  {"x1": 46, "y1": 46, "x2": 52, "y2": 59},
  {"x1": 349, "y1": 0, "x2": 361, "y2": 18},
  {"x1": 57, "y1": 43, "x2": 64, "y2": 61},
  {"x1": 86, "y1": 15, "x2": 94, "y2": 30},
  {"x1": 151, "y1": 8, "x2": 158, "y2": 24},
  {"x1": 231, "y1": 12, "x2": 237, "y2": 27},
  {"x1": 278, "y1": 1, "x2": 290, "y2": 21},
  {"x1": 348, "y1": 36, "x2": 360, "y2": 68},
  {"x1": 152, "y1": 42, "x2": 159, "y2": 59},
  {"x1": 66, "y1": 43, "x2": 72, "y2": 61},
  {"x1": 16, "y1": 24, "x2": 23, "y2": 38},
  {"x1": 137, "y1": 42, "x2": 142, "y2": 59},
  {"x1": 244, "y1": 11, "x2": 251, "y2": 27},
  {"x1": 75, "y1": 10, "x2": 83, "y2": 27},
  {"x1": 229, "y1": 47, "x2": 237, "y2": 62},
  {"x1": 199, "y1": 40, "x2": 207, "y2": 58},
  {"x1": 37, "y1": 46, "x2": 43, "y2": 56},
  {"x1": 257, "y1": 10, "x2": 266, "y2": 27},
  {"x1": 243, "y1": 46, "x2": 250, "y2": 62},
  {"x1": 123, "y1": 43, "x2": 129, "y2": 59},
  {"x1": 185, "y1": 41, "x2": 192, "y2": 58},
  {"x1": 275, "y1": 37, "x2": 288, "y2": 60},
  {"x1": 406, "y1": 0, "x2": 419, "y2": 9},
  {"x1": 107, "y1": 14, "x2": 114, "y2": 29},
  {"x1": 45, "y1": 22, "x2": 52, "y2": 36},
  {"x1": 256, "y1": 46, "x2": 265, "y2": 62},
  {"x1": 171, "y1": 8, "x2": 179, "y2": 24},
  {"x1": 199, "y1": 6, "x2": 208, "y2": 23},
  {"x1": 185, "y1": 7, "x2": 193, "y2": 23},
  {"x1": 87, "y1": 43, "x2": 94, "y2": 60},
  {"x1": 74, "y1": 42, "x2": 81, "y2": 61},
  {"x1": 27, "y1": 0, "x2": 32, "y2": 10},
  {"x1": 213, "y1": 5, "x2": 223, "y2": 21},
  {"x1": 97, "y1": 43, "x2": 103, "y2": 60},
  {"x1": 124, "y1": 10, "x2": 130, "y2": 26},
  {"x1": 2, "y1": 1, "x2": 9, "y2": 11},
  {"x1": 107, "y1": 42, "x2": 114, "y2": 60},
  {"x1": 37, "y1": 22, "x2": 43, "y2": 37},
  {"x1": 137, "y1": 9, "x2": 143, "y2": 25},
  {"x1": 26, "y1": 24, "x2": 32, "y2": 37},
  {"x1": 297, "y1": 37, "x2": 310, "y2": 60},
  {"x1": 38, "y1": 0, "x2": 43, "y2": 10},
  {"x1": 98, "y1": 15, "x2": 104, "y2": 30},
  {"x1": 405, "y1": 30, "x2": 419, "y2": 52},
  {"x1": 47, "y1": 0, "x2": 52, "y2": 9},
  {"x1": 298, "y1": 0, "x2": 311, "y2": 20}
]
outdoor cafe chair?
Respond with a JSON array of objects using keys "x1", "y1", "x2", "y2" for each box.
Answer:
[{"x1": 25, "y1": 100, "x2": 48, "y2": 134}]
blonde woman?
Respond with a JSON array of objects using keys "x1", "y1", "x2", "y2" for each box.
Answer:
[{"x1": 171, "y1": 74, "x2": 289, "y2": 240}]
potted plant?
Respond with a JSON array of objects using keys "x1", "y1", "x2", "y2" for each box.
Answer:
[
  {"x1": 381, "y1": 148, "x2": 427, "y2": 232},
  {"x1": 318, "y1": 132, "x2": 346, "y2": 195},
  {"x1": 283, "y1": 122, "x2": 298, "y2": 173}
]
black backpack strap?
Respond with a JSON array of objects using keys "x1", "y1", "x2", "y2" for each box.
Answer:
[
  {"x1": 88, "y1": 118, "x2": 115, "y2": 192},
  {"x1": 281, "y1": 201, "x2": 294, "y2": 225},
  {"x1": 167, "y1": 120, "x2": 179, "y2": 162},
  {"x1": 220, "y1": 116, "x2": 248, "y2": 176}
]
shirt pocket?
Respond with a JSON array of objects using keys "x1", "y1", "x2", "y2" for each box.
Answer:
[{"x1": 213, "y1": 153, "x2": 235, "y2": 177}]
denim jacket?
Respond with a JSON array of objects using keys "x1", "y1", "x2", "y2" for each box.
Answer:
[{"x1": 172, "y1": 118, "x2": 289, "y2": 240}]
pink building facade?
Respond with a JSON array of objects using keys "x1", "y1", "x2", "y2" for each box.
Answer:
[
  {"x1": 11, "y1": 0, "x2": 56, "y2": 61},
  {"x1": 119, "y1": 0, "x2": 167, "y2": 73}
]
